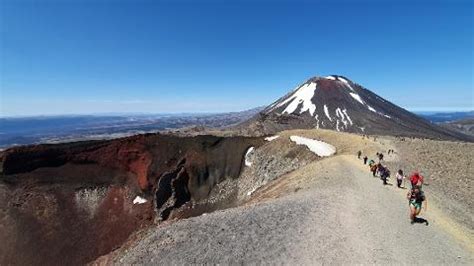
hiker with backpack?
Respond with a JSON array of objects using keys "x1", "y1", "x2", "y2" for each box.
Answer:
[
  {"x1": 363, "y1": 156, "x2": 368, "y2": 165},
  {"x1": 357, "y1": 150, "x2": 362, "y2": 159},
  {"x1": 379, "y1": 165, "x2": 390, "y2": 185},
  {"x1": 376, "y1": 163, "x2": 383, "y2": 176},
  {"x1": 378, "y1": 153, "x2": 384, "y2": 162},
  {"x1": 407, "y1": 185, "x2": 427, "y2": 224}
]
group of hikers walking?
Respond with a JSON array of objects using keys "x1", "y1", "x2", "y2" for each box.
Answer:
[{"x1": 357, "y1": 150, "x2": 428, "y2": 224}]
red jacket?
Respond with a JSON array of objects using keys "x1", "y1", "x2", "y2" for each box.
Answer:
[{"x1": 410, "y1": 173, "x2": 424, "y2": 186}]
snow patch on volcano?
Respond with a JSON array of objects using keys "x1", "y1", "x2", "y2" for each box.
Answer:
[
  {"x1": 336, "y1": 108, "x2": 349, "y2": 128},
  {"x1": 133, "y1": 196, "x2": 147, "y2": 205},
  {"x1": 324, "y1": 105, "x2": 332, "y2": 121},
  {"x1": 342, "y1": 109, "x2": 353, "y2": 125},
  {"x1": 275, "y1": 82, "x2": 317, "y2": 116},
  {"x1": 350, "y1": 93, "x2": 365, "y2": 105},
  {"x1": 338, "y1": 77, "x2": 349, "y2": 84},
  {"x1": 264, "y1": 135, "x2": 280, "y2": 142},
  {"x1": 245, "y1": 147, "x2": 255, "y2": 166},
  {"x1": 290, "y1": 136, "x2": 336, "y2": 157},
  {"x1": 350, "y1": 92, "x2": 378, "y2": 113}
]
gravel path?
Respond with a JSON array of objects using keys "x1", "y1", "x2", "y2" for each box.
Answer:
[{"x1": 105, "y1": 155, "x2": 473, "y2": 264}]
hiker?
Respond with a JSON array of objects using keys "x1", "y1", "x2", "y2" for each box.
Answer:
[
  {"x1": 370, "y1": 163, "x2": 378, "y2": 177},
  {"x1": 357, "y1": 150, "x2": 362, "y2": 159},
  {"x1": 368, "y1": 159, "x2": 375, "y2": 167},
  {"x1": 396, "y1": 169, "x2": 404, "y2": 188},
  {"x1": 363, "y1": 156, "x2": 368, "y2": 165},
  {"x1": 409, "y1": 172, "x2": 424, "y2": 188},
  {"x1": 407, "y1": 185, "x2": 427, "y2": 224},
  {"x1": 376, "y1": 163, "x2": 383, "y2": 176},
  {"x1": 378, "y1": 153, "x2": 384, "y2": 162},
  {"x1": 380, "y1": 166, "x2": 390, "y2": 185}
]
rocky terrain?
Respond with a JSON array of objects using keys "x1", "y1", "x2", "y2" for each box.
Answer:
[
  {"x1": 381, "y1": 137, "x2": 474, "y2": 230},
  {"x1": 0, "y1": 133, "x2": 263, "y2": 265},
  {"x1": 94, "y1": 129, "x2": 473, "y2": 264},
  {"x1": 1, "y1": 127, "x2": 472, "y2": 265}
]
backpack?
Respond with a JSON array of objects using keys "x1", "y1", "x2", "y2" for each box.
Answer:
[{"x1": 410, "y1": 190, "x2": 425, "y2": 202}]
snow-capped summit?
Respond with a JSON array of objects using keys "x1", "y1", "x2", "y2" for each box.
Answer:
[{"x1": 242, "y1": 75, "x2": 471, "y2": 140}]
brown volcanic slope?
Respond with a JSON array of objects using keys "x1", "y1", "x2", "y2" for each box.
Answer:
[
  {"x1": 238, "y1": 75, "x2": 472, "y2": 141},
  {"x1": 0, "y1": 133, "x2": 263, "y2": 265}
]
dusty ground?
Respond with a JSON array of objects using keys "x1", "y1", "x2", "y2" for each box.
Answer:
[
  {"x1": 96, "y1": 129, "x2": 473, "y2": 264},
  {"x1": 380, "y1": 137, "x2": 474, "y2": 231},
  {"x1": 98, "y1": 155, "x2": 472, "y2": 264}
]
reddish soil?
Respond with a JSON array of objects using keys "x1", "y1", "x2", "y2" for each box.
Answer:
[{"x1": 0, "y1": 133, "x2": 263, "y2": 265}]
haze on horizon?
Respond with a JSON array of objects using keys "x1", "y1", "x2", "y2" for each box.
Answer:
[{"x1": 1, "y1": 0, "x2": 473, "y2": 117}]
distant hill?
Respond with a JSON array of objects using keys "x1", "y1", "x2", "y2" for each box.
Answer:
[
  {"x1": 417, "y1": 111, "x2": 474, "y2": 123},
  {"x1": 0, "y1": 107, "x2": 263, "y2": 149},
  {"x1": 439, "y1": 118, "x2": 474, "y2": 136}
]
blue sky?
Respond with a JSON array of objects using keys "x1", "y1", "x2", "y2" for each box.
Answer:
[{"x1": 1, "y1": 0, "x2": 472, "y2": 116}]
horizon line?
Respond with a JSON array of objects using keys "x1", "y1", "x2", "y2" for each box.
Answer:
[{"x1": 1, "y1": 107, "x2": 473, "y2": 119}]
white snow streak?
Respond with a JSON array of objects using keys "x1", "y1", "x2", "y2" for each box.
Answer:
[
  {"x1": 315, "y1": 114, "x2": 320, "y2": 129},
  {"x1": 350, "y1": 92, "x2": 378, "y2": 113},
  {"x1": 266, "y1": 85, "x2": 301, "y2": 113},
  {"x1": 350, "y1": 93, "x2": 365, "y2": 105},
  {"x1": 383, "y1": 114, "x2": 391, "y2": 118},
  {"x1": 245, "y1": 147, "x2": 255, "y2": 166},
  {"x1": 247, "y1": 187, "x2": 258, "y2": 196},
  {"x1": 368, "y1": 106, "x2": 377, "y2": 113},
  {"x1": 325, "y1": 76, "x2": 336, "y2": 80},
  {"x1": 133, "y1": 196, "x2": 147, "y2": 205},
  {"x1": 342, "y1": 109, "x2": 353, "y2": 125},
  {"x1": 324, "y1": 105, "x2": 332, "y2": 121},
  {"x1": 338, "y1": 77, "x2": 349, "y2": 84},
  {"x1": 289, "y1": 136, "x2": 336, "y2": 157},
  {"x1": 264, "y1": 135, "x2": 280, "y2": 142},
  {"x1": 275, "y1": 82, "x2": 317, "y2": 116},
  {"x1": 336, "y1": 120, "x2": 340, "y2": 131},
  {"x1": 335, "y1": 108, "x2": 348, "y2": 128}
]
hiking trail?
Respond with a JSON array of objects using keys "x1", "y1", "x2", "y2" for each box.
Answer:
[{"x1": 103, "y1": 154, "x2": 473, "y2": 264}]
